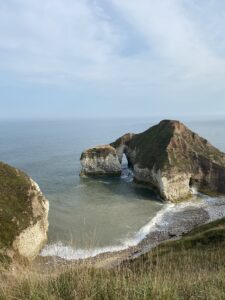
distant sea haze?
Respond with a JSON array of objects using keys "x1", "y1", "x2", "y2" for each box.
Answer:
[{"x1": 0, "y1": 118, "x2": 225, "y2": 258}]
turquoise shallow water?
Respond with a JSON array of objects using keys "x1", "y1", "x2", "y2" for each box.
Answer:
[{"x1": 0, "y1": 118, "x2": 225, "y2": 257}]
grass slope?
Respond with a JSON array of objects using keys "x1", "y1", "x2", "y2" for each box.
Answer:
[
  {"x1": 0, "y1": 162, "x2": 32, "y2": 264},
  {"x1": 1, "y1": 218, "x2": 225, "y2": 299},
  {"x1": 128, "y1": 120, "x2": 174, "y2": 170}
]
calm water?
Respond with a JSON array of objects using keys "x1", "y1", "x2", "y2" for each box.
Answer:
[{"x1": 0, "y1": 118, "x2": 225, "y2": 256}]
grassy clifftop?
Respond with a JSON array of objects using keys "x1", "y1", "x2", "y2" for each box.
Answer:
[
  {"x1": 127, "y1": 120, "x2": 225, "y2": 172},
  {"x1": 1, "y1": 217, "x2": 225, "y2": 299},
  {"x1": 0, "y1": 162, "x2": 32, "y2": 257},
  {"x1": 128, "y1": 120, "x2": 174, "y2": 170},
  {"x1": 81, "y1": 145, "x2": 118, "y2": 160}
]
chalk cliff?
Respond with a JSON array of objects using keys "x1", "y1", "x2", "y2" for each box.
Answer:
[
  {"x1": 80, "y1": 145, "x2": 121, "y2": 176},
  {"x1": 0, "y1": 162, "x2": 49, "y2": 264},
  {"x1": 80, "y1": 120, "x2": 225, "y2": 202}
]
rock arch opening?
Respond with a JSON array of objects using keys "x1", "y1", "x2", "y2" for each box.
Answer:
[
  {"x1": 121, "y1": 152, "x2": 134, "y2": 180},
  {"x1": 189, "y1": 177, "x2": 199, "y2": 194},
  {"x1": 121, "y1": 153, "x2": 128, "y2": 168}
]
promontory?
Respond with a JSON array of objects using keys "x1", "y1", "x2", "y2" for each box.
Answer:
[
  {"x1": 80, "y1": 120, "x2": 225, "y2": 202},
  {"x1": 0, "y1": 162, "x2": 49, "y2": 264}
]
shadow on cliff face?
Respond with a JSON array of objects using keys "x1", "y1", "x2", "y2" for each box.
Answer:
[
  {"x1": 79, "y1": 153, "x2": 160, "y2": 204},
  {"x1": 80, "y1": 177, "x2": 160, "y2": 202},
  {"x1": 109, "y1": 179, "x2": 159, "y2": 201}
]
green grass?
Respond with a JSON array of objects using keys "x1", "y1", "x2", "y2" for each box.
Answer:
[
  {"x1": 2, "y1": 218, "x2": 225, "y2": 299},
  {"x1": 111, "y1": 120, "x2": 225, "y2": 175},
  {"x1": 128, "y1": 120, "x2": 174, "y2": 170},
  {"x1": 81, "y1": 146, "x2": 118, "y2": 160},
  {"x1": 0, "y1": 162, "x2": 32, "y2": 251}
]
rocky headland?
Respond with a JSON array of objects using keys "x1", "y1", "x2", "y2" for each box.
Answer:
[
  {"x1": 0, "y1": 162, "x2": 49, "y2": 264},
  {"x1": 80, "y1": 120, "x2": 225, "y2": 202},
  {"x1": 2, "y1": 120, "x2": 225, "y2": 299}
]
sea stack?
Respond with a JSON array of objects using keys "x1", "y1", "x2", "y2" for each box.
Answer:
[
  {"x1": 80, "y1": 120, "x2": 225, "y2": 202},
  {"x1": 80, "y1": 145, "x2": 121, "y2": 176},
  {"x1": 0, "y1": 162, "x2": 49, "y2": 264}
]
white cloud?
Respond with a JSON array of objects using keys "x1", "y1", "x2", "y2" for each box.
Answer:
[
  {"x1": 0, "y1": 0, "x2": 122, "y2": 83},
  {"x1": 0, "y1": 0, "x2": 225, "y2": 93},
  {"x1": 111, "y1": 0, "x2": 225, "y2": 81}
]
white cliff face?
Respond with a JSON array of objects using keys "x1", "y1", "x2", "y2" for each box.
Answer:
[
  {"x1": 11, "y1": 179, "x2": 49, "y2": 261},
  {"x1": 133, "y1": 164, "x2": 192, "y2": 201},
  {"x1": 80, "y1": 120, "x2": 225, "y2": 202},
  {"x1": 0, "y1": 161, "x2": 49, "y2": 264},
  {"x1": 80, "y1": 142, "x2": 193, "y2": 202},
  {"x1": 160, "y1": 172, "x2": 192, "y2": 201},
  {"x1": 80, "y1": 145, "x2": 121, "y2": 176}
]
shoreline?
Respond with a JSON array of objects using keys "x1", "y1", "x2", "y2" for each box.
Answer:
[{"x1": 35, "y1": 194, "x2": 225, "y2": 270}]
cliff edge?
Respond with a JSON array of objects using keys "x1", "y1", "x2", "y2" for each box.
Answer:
[
  {"x1": 0, "y1": 162, "x2": 49, "y2": 264},
  {"x1": 80, "y1": 120, "x2": 225, "y2": 202}
]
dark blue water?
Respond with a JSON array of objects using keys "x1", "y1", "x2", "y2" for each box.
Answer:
[{"x1": 0, "y1": 118, "x2": 225, "y2": 258}]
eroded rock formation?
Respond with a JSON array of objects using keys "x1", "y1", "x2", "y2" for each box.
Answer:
[
  {"x1": 80, "y1": 145, "x2": 121, "y2": 176},
  {"x1": 80, "y1": 120, "x2": 225, "y2": 202},
  {"x1": 0, "y1": 162, "x2": 49, "y2": 263}
]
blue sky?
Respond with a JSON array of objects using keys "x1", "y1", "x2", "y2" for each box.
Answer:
[{"x1": 0, "y1": 0, "x2": 225, "y2": 119}]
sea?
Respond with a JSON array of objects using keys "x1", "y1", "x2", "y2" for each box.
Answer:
[{"x1": 0, "y1": 117, "x2": 225, "y2": 259}]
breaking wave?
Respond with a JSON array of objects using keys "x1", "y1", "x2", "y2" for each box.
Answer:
[
  {"x1": 41, "y1": 203, "x2": 174, "y2": 260},
  {"x1": 41, "y1": 191, "x2": 225, "y2": 261}
]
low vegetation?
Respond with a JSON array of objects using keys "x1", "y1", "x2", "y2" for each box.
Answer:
[
  {"x1": 1, "y1": 218, "x2": 225, "y2": 299},
  {"x1": 128, "y1": 120, "x2": 174, "y2": 170},
  {"x1": 0, "y1": 162, "x2": 32, "y2": 258}
]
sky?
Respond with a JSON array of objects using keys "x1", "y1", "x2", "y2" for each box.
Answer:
[{"x1": 0, "y1": 0, "x2": 225, "y2": 120}]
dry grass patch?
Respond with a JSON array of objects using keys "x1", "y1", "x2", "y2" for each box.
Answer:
[{"x1": 1, "y1": 218, "x2": 225, "y2": 299}]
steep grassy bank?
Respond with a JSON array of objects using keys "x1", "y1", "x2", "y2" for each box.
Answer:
[
  {"x1": 1, "y1": 218, "x2": 225, "y2": 299},
  {"x1": 0, "y1": 162, "x2": 49, "y2": 264},
  {"x1": 0, "y1": 162, "x2": 32, "y2": 250}
]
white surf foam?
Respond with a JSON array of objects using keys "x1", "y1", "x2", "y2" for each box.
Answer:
[
  {"x1": 190, "y1": 186, "x2": 198, "y2": 195},
  {"x1": 41, "y1": 197, "x2": 225, "y2": 261},
  {"x1": 98, "y1": 180, "x2": 111, "y2": 185},
  {"x1": 41, "y1": 203, "x2": 174, "y2": 260},
  {"x1": 74, "y1": 184, "x2": 87, "y2": 189}
]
